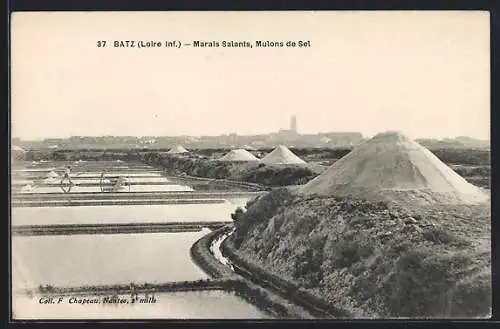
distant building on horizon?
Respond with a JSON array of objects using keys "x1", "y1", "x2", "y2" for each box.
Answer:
[
  {"x1": 290, "y1": 115, "x2": 297, "y2": 133},
  {"x1": 277, "y1": 115, "x2": 299, "y2": 139}
]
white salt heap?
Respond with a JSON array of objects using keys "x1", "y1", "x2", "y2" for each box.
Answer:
[
  {"x1": 46, "y1": 171, "x2": 59, "y2": 178},
  {"x1": 20, "y1": 184, "x2": 34, "y2": 192},
  {"x1": 300, "y1": 131, "x2": 489, "y2": 205},
  {"x1": 260, "y1": 145, "x2": 306, "y2": 165},
  {"x1": 219, "y1": 149, "x2": 259, "y2": 162},
  {"x1": 42, "y1": 171, "x2": 60, "y2": 183},
  {"x1": 167, "y1": 145, "x2": 189, "y2": 154}
]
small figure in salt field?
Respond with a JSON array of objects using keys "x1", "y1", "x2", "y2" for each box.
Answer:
[
  {"x1": 62, "y1": 165, "x2": 73, "y2": 185},
  {"x1": 100, "y1": 171, "x2": 110, "y2": 192}
]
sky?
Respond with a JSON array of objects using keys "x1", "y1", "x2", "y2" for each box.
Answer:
[{"x1": 11, "y1": 11, "x2": 490, "y2": 140}]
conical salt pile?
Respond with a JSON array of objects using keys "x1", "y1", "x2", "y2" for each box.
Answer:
[
  {"x1": 46, "y1": 171, "x2": 59, "y2": 178},
  {"x1": 219, "y1": 149, "x2": 259, "y2": 162},
  {"x1": 167, "y1": 145, "x2": 189, "y2": 154},
  {"x1": 300, "y1": 131, "x2": 489, "y2": 205},
  {"x1": 260, "y1": 145, "x2": 306, "y2": 165}
]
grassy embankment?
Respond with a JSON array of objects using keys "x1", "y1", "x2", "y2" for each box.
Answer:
[
  {"x1": 141, "y1": 152, "x2": 317, "y2": 187},
  {"x1": 189, "y1": 225, "x2": 315, "y2": 318},
  {"x1": 229, "y1": 188, "x2": 491, "y2": 318}
]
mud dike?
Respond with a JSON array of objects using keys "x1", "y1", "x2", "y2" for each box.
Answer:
[{"x1": 12, "y1": 222, "x2": 230, "y2": 236}]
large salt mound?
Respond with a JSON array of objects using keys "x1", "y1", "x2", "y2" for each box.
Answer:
[
  {"x1": 167, "y1": 145, "x2": 189, "y2": 154},
  {"x1": 219, "y1": 149, "x2": 259, "y2": 162},
  {"x1": 300, "y1": 131, "x2": 489, "y2": 205},
  {"x1": 260, "y1": 145, "x2": 306, "y2": 165}
]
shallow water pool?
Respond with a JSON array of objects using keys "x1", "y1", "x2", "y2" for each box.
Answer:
[
  {"x1": 12, "y1": 199, "x2": 249, "y2": 225},
  {"x1": 13, "y1": 290, "x2": 271, "y2": 319},
  {"x1": 12, "y1": 231, "x2": 211, "y2": 290}
]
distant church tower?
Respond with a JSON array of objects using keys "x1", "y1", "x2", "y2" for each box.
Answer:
[{"x1": 290, "y1": 116, "x2": 297, "y2": 133}]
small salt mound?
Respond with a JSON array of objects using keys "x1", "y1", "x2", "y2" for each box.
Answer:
[
  {"x1": 219, "y1": 149, "x2": 259, "y2": 162},
  {"x1": 20, "y1": 184, "x2": 34, "y2": 192},
  {"x1": 300, "y1": 131, "x2": 489, "y2": 205},
  {"x1": 260, "y1": 145, "x2": 306, "y2": 165},
  {"x1": 46, "y1": 171, "x2": 59, "y2": 178},
  {"x1": 167, "y1": 145, "x2": 189, "y2": 154}
]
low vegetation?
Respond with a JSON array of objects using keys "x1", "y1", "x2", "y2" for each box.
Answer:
[
  {"x1": 431, "y1": 148, "x2": 490, "y2": 166},
  {"x1": 230, "y1": 189, "x2": 491, "y2": 318},
  {"x1": 189, "y1": 225, "x2": 313, "y2": 318},
  {"x1": 222, "y1": 234, "x2": 352, "y2": 318},
  {"x1": 139, "y1": 153, "x2": 317, "y2": 187}
]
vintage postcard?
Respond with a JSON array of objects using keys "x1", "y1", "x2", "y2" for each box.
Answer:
[{"x1": 10, "y1": 11, "x2": 490, "y2": 320}]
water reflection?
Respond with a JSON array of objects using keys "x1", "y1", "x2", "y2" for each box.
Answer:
[
  {"x1": 12, "y1": 200, "x2": 248, "y2": 225},
  {"x1": 12, "y1": 231, "x2": 210, "y2": 290}
]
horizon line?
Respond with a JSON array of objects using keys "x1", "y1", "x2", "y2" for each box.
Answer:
[{"x1": 12, "y1": 132, "x2": 491, "y2": 142}]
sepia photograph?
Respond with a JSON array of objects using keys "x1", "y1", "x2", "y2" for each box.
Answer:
[{"x1": 9, "y1": 11, "x2": 491, "y2": 320}]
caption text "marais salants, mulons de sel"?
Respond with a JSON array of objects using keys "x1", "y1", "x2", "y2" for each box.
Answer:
[{"x1": 96, "y1": 40, "x2": 312, "y2": 49}]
